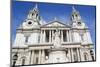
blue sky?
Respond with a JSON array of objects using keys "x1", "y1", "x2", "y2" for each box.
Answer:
[{"x1": 12, "y1": 1, "x2": 96, "y2": 46}]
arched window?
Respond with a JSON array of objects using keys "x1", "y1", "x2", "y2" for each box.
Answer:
[
  {"x1": 32, "y1": 13, "x2": 34, "y2": 16},
  {"x1": 22, "y1": 59, "x2": 25, "y2": 65},
  {"x1": 21, "y1": 56, "x2": 26, "y2": 65},
  {"x1": 75, "y1": 14, "x2": 78, "y2": 17},
  {"x1": 84, "y1": 53, "x2": 88, "y2": 61}
]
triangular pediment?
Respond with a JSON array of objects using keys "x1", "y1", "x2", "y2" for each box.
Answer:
[{"x1": 42, "y1": 21, "x2": 70, "y2": 28}]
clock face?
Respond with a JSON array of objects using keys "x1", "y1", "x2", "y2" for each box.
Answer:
[
  {"x1": 77, "y1": 22, "x2": 82, "y2": 26},
  {"x1": 28, "y1": 21, "x2": 32, "y2": 25},
  {"x1": 28, "y1": 21, "x2": 33, "y2": 25},
  {"x1": 26, "y1": 20, "x2": 39, "y2": 27},
  {"x1": 26, "y1": 20, "x2": 34, "y2": 26}
]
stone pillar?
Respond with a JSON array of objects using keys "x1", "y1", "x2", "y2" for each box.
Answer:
[
  {"x1": 38, "y1": 50, "x2": 41, "y2": 64},
  {"x1": 68, "y1": 48, "x2": 71, "y2": 62},
  {"x1": 71, "y1": 48, "x2": 74, "y2": 62},
  {"x1": 41, "y1": 50, "x2": 45, "y2": 64},
  {"x1": 28, "y1": 51, "x2": 31, "y2": 64},
  {"x1": 66, "y1": 30, "x2": 67, "y2": 42},
  {"x1": 79, "y1": 49, "x2": 84, "y2": 61},
  {"x1": 49, "y1": 30, "x2": 51, "y2": 43},
  {"x1": 61, "y1": 30, "x2": 63, "y2": 42},
  {"x1": 43, "y1": 30, "x2": 46, "y2": 43},
  {"x1": 69, "y1": 30, "x2": 72, "y2": 42},
  {"x1": 76, "y1": 48, "x2": 80, "y2": 61},
  {"x1": 78, "y1": 48, "x2": 81, "y2": 61},
  {"x1": 40, "y1": 30, "x2": 43, "y2": 43},
  {"x1": 67, "y1": 30, "x2": 69, "y2": 42},
  {"x1": 31, "y1": 50, "x2": 34, "y2": 64},
  {"x1": 52, "y1": 30, "x2": 53, "y2": 43}
]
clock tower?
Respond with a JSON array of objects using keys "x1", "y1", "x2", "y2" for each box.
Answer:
[
  {"x1": 22, "y1": 4, "x2": 40, "y2": 29},
  {"x1": 14, "y1": 4, "x2": 41, "y2": 47},
  {"x1": 71, "y1": 6, "x2": 86, "y2": 29}
]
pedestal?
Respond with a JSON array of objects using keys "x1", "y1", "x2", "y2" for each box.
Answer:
[{"x1": 45, "y1": 47, "x2": 68, "y2": 63}]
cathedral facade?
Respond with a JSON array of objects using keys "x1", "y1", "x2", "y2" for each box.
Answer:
[{"x1": 12, "y1": 4, "x2": 95, "y2": 66}]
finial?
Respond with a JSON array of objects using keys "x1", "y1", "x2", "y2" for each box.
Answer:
[
  {"x1": 54, "y1": 17, "x2": 57, "y2": 21},
  {"x1": 72, "y1": 5, "x2": 76, "y2": 12},
  {"x1": 34, "y1": 3, "x2": 38, "y2": 10}
]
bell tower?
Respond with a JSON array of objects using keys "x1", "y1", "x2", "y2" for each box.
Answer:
[
  {"x1": 17, "y1": 4, "x2": 41, "y2": 45},
  {"x1": 27, "y1": 4, "x2": 40, "y2": 22},
  {"x1": 70, "y1": 6, "x2": 92, "y2": 44},
  {"x1": 22, "y1": 4, "x2": 41, "y2": 29},
  {"x1": 71, "y1": 6, "x2": 86, "y2": 29},
  {"x1": 71, "y1": 6, "x2": 81, "y2": 22}
]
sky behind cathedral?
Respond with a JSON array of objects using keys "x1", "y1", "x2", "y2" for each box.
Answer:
[{"x1": 12, "y1": 1, "x2": 96, "y2": 47}]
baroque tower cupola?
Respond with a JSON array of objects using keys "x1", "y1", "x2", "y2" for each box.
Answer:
[
  {"x1": 22, "y1": 4, "x2": 41, "y2": 29},
  {"x1": 71, "y1": 6, "x2": 86, "y2": 29},
  {"x1": 27, "y1": 4, "x2": 40, "y2": 22}
]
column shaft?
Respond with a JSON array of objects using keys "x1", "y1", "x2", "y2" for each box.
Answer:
[
  {"x1": 66, "y1": 30, "x2": 68, "y2": 42},
  {"x1": 41, "y1": 50, "x2": 45, "y2": 64},
  {"x1": 49, "y1": 30, "x2": 51, "y2": 43},
  {"x1": 61, "y1": 30, "x2": 63, "y2": 42},
  {"x1": 43, "y1": 30, "x2": 46, "y2": 43},
  {"x1": 71, "y1": 48, "x2": 74, "y2": 62},
  {"x1": 52, "y1": 30, "x2": 53, "y2": 42},
  {"x1": 68, "y1": 48, "x2": 71, "y2": 62},
  {"x1": 28, "y1": 51, "x2": 31, "y2": 64},
  {"x1": 38, "y1": 50, "x2": 41, "y2": 64},
  {"x1": 67, "y1": 30, "x2": 69, "y2": 42},
  {"x1": 31, "y1": 50, "x2": 34, "y2": 64},
  {"x1": 77, "y1": 48, "x2": 80, "y2": 61},
  {"x1": 40, "y1": 30, "x2": 43, "y2": 43},
  {"x1": 69, "y1": 31, "x2": 72, "y2": 42}
]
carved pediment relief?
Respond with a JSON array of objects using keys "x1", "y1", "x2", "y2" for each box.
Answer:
[{"x1": 42, "y1": 21, "x2": 70, "y2": 28}]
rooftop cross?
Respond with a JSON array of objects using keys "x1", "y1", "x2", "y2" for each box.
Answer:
[
  {"x1": 54, "y1": 17, "x2": 57, "y2": 21},
  {"x1": 34, "y1": 3, "x2": 38, "y2": 9},
  {"x1": 72, "y1": 6, "x2": 77, "y2": 12}
]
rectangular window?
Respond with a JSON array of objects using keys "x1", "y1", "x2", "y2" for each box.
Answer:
[
  {"x1": 25, "y1": 36, "x2": 29, "y2": 43},
  {"x1": 80, "y1": 34, "x2": 84, "y2": 41}
]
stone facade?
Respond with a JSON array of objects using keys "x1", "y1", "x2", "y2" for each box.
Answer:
[{"x1": 12, "y1": 4, "x2": 95, "y2": 66}]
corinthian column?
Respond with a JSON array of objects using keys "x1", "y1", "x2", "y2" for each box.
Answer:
[
  {"x1": 31, "y1": 50, "x2": 34, "y2": 64},
  {"x1": 68, "y1": 48, "x2": 71, "y2": 62},
  {"x1": 49, "y1": 30, "x2": 51, "y2": 43},
  {"x1": 71, "y1": 48, "x2": 74, "y2": 62},
  {"x1": 77, "y1": 48, "x2": 80, "y2": 61},
  {"x1": 38, "y1": 50, "x2": 41, "y2": 64},
  {"x1": 67, "y1": 30, "x2": 69, "y2": 42},
  {"x1": 51, "y1": 30, "x2": 53, "y2": 43},
  {"x1": 43, "y1": 30, "x2": 46, "y2": 43},
  {"x1": 41, "y1": 50, "x2": 45, "y2": 64},
  {"x1": 69, "y1": 30, "x2": 72, "y2": 42},
  {"x1": 40, "y1": 30, "x2": 43, "y2": 43},
  {"x1": 61, "y1": 30, "x2": 63, "y2": 42}
]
